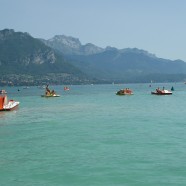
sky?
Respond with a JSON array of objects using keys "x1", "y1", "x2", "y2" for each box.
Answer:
[{"x1": 1, "y1": 0, "x2": 186, "y2": 61}]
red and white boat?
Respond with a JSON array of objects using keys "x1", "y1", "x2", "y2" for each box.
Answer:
[
  {"x1": 64, "y1": 86, "x2": 70, "y2": 91},
  {"x1": 151, "y1": 89, "x2": 172, "y2": 95},
  {"x1": 116, "y1": 88, "x2": 133, "y2": 95},
  {"x1": 0, "y1": 95, "x2": 20, "y2": 111}
]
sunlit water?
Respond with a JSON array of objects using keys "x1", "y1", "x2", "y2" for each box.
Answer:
[{"x1": 0, "y1": 83, "x2": 186, "y2": 186}]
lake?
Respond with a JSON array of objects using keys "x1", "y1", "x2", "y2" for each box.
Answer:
[{"x1": 0, "y1": 83, "x2": 186, "y2": 186}]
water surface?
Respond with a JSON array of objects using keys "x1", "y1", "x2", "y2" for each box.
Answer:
[{"x1": 0, "y1": 83, "x2": 186, "y2": 186}]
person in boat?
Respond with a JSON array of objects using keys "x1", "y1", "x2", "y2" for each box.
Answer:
[
  {"x1": 156, "y1": 87, "x2": 161, "y2": 93},
  {"x1": 51, "y1": 90, "x2": 56, "y2": 96},
  {"x1": 123, "y1": 88, "x2": 127, "y2": 94},
  {"x1": 127, "y1": 88, "x2": 132, "y2": 94},
  {"x1": 46, "y1": 85, "x2": 50, "y2": 92},
  {"x1": 45, "y1": 85, "x2": 51, "y2": 96},
  {"x1": 45, "y1": 90, "x2": 50, "y2": 96},
  {"x1": 125, "y1": 88, "x2": 132, "y2": 94},
  {"x1": 64, "y1": 86, "x2": 70, "y2": 91}
]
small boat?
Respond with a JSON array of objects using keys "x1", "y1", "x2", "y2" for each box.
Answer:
[
  {"x1": 0, "y1": 95, "x2": 19, "y2": 111},
  {"x1": 64, "y1": 86, "x2": 70, "y2": 91},
  {"x1": 0, "y1": 89, "x2": 7, "y2": 94},
  {"x1": 151, "y1": 88, "x2": 172, "y2": 95},
  {"x1": 23, "y1": 86, "x2": 30, "y2": 89},
  {"x1": 116, "y1": 88, "x2": 133, "y2": 95},
  {"x1": 41, "y1": 85, "x2": 60, "y2": 97}
]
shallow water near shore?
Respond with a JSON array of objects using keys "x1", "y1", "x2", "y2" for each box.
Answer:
[{"x1": 1, "y1": 83, "x2": 186, "y2": 186}]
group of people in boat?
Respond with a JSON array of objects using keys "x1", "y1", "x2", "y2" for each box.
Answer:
[
  {"x1": 45, "y1": 85, "x2": 56, "y2": 96},
  {"x1": 116, "y1": 88, "x2": 133, "y2": 95},
  {"x1": 151, "y1": 86, "x2": 173, "y2": 95},
  {"x1": 155, "y1": 87, "x2": 163, "y2": 93},
  {"x1": 123, "y1": 88, "x2": 133, "y2": 94},
  {"x1": 155, "y1": 86, "x2": 174, "y2": 93}
]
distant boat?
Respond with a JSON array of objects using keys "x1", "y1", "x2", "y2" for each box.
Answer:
[
  {"x1": 41, "y1": 85, "x2": 60, "y2": 98},
  {"x1": 171, "y1": 86, "x2": 174, "y2": 91},
  {"x1": 0, "y1": 89, "x2": 7, "y2": 94},
  {"x1": 116, "y1": 88, "x2": 133, "y2": 95},
  {"x1": 151, "y1": 88, "x2": 172, "y2": 95},
  {"x1": 0, "y1": 95, "x2": 19, "y2": 111},
  {"x1": 23, "y1": 86, "x2": 30, "y2": 89},
  {"x1": 64, "y1": 86, "x2": 70, "y2": 91}
]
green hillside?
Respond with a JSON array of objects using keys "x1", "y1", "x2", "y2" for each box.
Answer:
[
  {"x1": 0, "y1": 29, "x2": 82, "y2": 74},
  {"x1": 0, "y1": 29, "x2": 93, "y2": 85}
]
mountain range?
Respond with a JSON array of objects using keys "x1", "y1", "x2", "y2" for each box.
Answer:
[
  {"x1": 1, "y1": 28, "x2": 186, "y2": 85},
  {"x1": 42, "y1": 35, "x2": 186, "y2": 83}
]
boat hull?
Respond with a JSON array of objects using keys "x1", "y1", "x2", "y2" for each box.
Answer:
[
  {"x1": 0, "y1": 101, "x2": 20, "y2": 111},
  {"x1": 151, "y1": 92, "x2": 172, "y2": 95},
  {"x1": 41, "y1": 95, "x2": 60, "y2": 97},
  {"x1": 116, "y1": 92, "x2": 133, "y2": 95}
]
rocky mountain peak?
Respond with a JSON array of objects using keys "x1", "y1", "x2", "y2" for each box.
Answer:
[
  {"x1": 43, "y1": 35, "x2": 105, "y2": 55},
  {"x1": 49, "y1": 35, "x2": 81, "y2": 49},
  {"x1": 0, "y1": 29, "x2": 15, "y2": 40},
  {"x1": 82, "y1": 43, "x2": 104, "y2": 55}
]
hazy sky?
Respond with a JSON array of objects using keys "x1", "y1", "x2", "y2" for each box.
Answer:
[{"x1": 1, "y1": 0, "x2": 186, "y2": 61}]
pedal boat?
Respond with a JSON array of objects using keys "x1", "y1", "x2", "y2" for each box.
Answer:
[
  {"x1": 116, "y1": 89, "x2": 133, "y2": 95},
  {"x1": 151, "y1": 89, "x2": 172, "y2": 95},
  {"x1": 0, "y1": 95, "x2": 19, "y2": 111}
]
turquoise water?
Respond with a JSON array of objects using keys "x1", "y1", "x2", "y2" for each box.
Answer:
[{"x1": 1, "y1": 83, "x2": 186, "y2": 186}]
